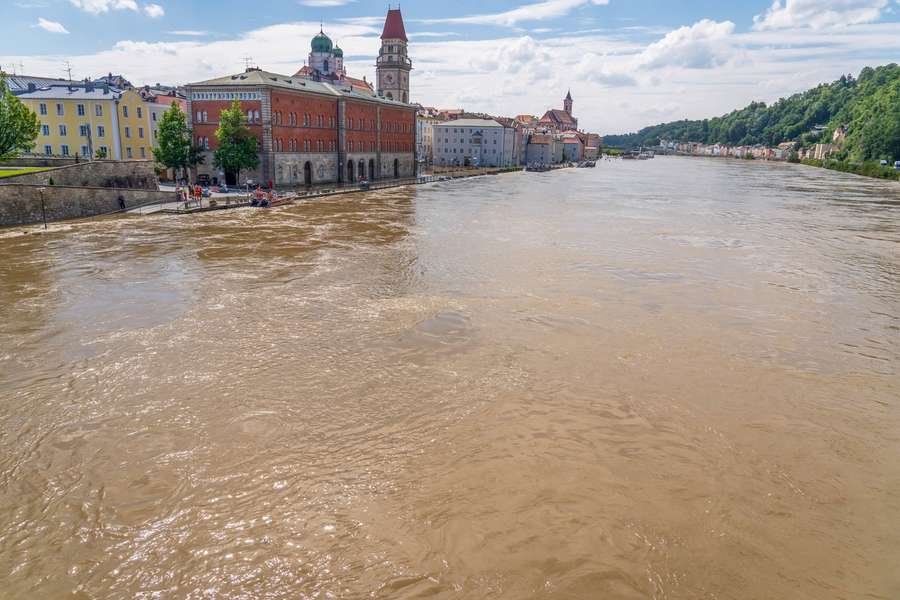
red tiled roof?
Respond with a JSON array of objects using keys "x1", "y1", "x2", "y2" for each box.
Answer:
[
  {"x1": 529, "y1": 134, "x2": 551, "y2": 145},
  {"x1": 344, "y1": 75, "x2": 373, "y2": 92},
  {"x1": 381, "y1": 9, "x2": 407, "y2": 42},
  {"x1": 540, "y1": 109, "x2": 576, "y2": 125}
]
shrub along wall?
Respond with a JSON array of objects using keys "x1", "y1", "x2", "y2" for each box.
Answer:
[{"x1": 801, "y1": 159, "x2": 900, "y2": 181}]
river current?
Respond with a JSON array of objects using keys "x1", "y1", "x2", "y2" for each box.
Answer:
[{"x1": 1, "y1": 157, "x2": 898, "y2": 599}]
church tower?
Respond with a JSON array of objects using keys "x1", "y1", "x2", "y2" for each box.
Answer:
[
  {"x1": 564, "y1": 90, "x2": 573, "y2": 115},
  {"x1": 376, "y1": 7, "x2": 411, "y2": 103}
]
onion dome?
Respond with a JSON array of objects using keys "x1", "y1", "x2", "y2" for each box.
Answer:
[
  {"x1": 333, "y1": 45, "x2": 343, "y2": 58},
  {"x1": 311, "y1": 29, "x2": 333, "y2": 53}
]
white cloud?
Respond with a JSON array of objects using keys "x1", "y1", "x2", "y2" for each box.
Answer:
[
  {"x1": 69, "y1": 0, "x2": 138, "y2": 14},
  {"x1": 408, "y1": 32, "x2": 461, "y2": 39},
  {"x1": 300, "y1": 0, "x2": 355, "y2": 5},
  {"x1": 636, "y1": 19, "x2": 735, "y2": 69},
  {"x1": 753, "y1": 0, "x2": 888, "y2": 30},
  {"x1": 420, "y1": 0, "x2": 609, "y2": 27},
  {"x1": 143, "y1": 3, "x2": 164, "y2": 18},
  {"x1": 575, "y1": 53, "x2": 636, "y2": 86},
  {"x1": 35, "y1": 17, "x2": 70, "y2": 34},
  {"x1": 166, "y1": 30, "x2": 209, "y2": 36},
  {"x1": 5, "y1": 13, "x2": 900, "y2": 135}
]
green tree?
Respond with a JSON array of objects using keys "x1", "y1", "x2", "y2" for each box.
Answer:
[
  {"x1": 153, "y1": 102, "x2": 197, "y2": 180},
  {"x1": 95, "y1": 147, "x2": 108, "y2": 159},
  {"x1": 213, "y1": 99, "x2": 259, "y2": 182},
  {"x1": 0, "y1": 73, "x2": 41, "y2": 160}
]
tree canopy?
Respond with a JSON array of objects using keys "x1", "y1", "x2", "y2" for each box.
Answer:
[
  {"x1": 0, "y1": 74, "x2": 41, "y2": 161},
  {"x1": 604, "y1": 64, "x2": 900, "y2": 162},
  {"x1": 153, "y1": 102, "x2": 202, "y2": 179},
  {"x1": 213, "y1": 99, "x2": 259, "y2": 180}
]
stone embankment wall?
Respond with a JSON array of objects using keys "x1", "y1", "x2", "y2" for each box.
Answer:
[
  {"x1": 0, "y1": 184, "x2": 176, "y2": 228},
  {"x1": 2, "y1": 160, "x2": 158, "y2": 190}
]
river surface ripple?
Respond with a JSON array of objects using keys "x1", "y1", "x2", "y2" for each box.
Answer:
[{"x1": 1, "y1": 157, "x2": 899, "y2": 599}]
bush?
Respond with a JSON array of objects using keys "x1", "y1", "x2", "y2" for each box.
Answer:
[{"x1": 803, "y1": 158, "x2": 899, "y2": 180}]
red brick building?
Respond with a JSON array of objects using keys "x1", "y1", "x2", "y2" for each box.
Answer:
[
  {"x1": 185, "y1": 9, "x2": 416, "y2": 187},
  {"x1": 186, "y1": 69, "x2": 416, "y2": 186}
]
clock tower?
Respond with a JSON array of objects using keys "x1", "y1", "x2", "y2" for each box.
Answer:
[{"x1": 376, "y1": 7, "x2": 411, "y2": 103}]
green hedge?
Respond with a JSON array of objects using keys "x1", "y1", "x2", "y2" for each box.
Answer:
[{"x1": 801, "y1": 158, "x2": 899, "y2": 181}]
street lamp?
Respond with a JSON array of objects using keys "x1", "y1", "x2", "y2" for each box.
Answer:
[{"x1": 38, "y1": 187, "x2": 47, "y2": 230}]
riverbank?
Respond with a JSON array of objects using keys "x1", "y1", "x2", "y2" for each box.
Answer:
[
  {"x1": 150, "y1": 165, "x2": 526, "y2": 216},
  {"x1": 644, "y1": 151, "x2": 900, "y2": 182},
  {"x1": 799, "y1": 158, "x2": 899, "y2": 181}
]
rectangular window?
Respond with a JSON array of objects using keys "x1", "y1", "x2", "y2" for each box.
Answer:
[
  {"x1": 56, "y1": 103, "x2": 63, "y2": 116},
  {"x1": 140, "y1": 147, "x2": 146, "y2": 158},
  {"x1": 39, "y1": 103, "x2": 47, "y2": 115},
  {"x1": 99, "y1": 145, "x2": 108, "y2": 156},
  {"x1": 126, "y1": 147, "x2": 132, "y2": 158},
  {"x1": 81, "y1": 145, "x2": 90, "y2": 156},
  {"x1": 41, "y1": 125, "x2": 50, "y2": 136},
  {"x1": 79, "y1": 125, "x2": 89, "y2": 137},
  {"x1": 44, "y1": 145, "x2": 52, "y2": 155},
  {"x1": 97, "y1": 125, "x2": 105, "y2": 138},
  {"x1": 125, "y1": 127, "x2": 131, "y2": 139},
  {"x1": 95, "y1": 104, "x2": 103, "y2": 117},
  {"x1": 77, "y1": 104, "x2": 85, "y2": 116},
  {"x1": 137, "y1": 107, "x2": 142, "y2": 119},
  {"x1": 152, "y1": 112, "x2": 157, "y2": 122},
  {"x1": 59, "y1": 124, "x2": 67, "y2": 136},
  {"x1": 123, "y1": 105, "x2": 129, "y2": 118},
  {"x1": 61, "y1": 144, "x2": 69, "y2": 156},
  {"x1": 138, "y1": 127, "x2": 144, "y2": 139}
]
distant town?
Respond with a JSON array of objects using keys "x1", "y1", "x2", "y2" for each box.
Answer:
[
  {"x1": 659, "y1": 125, "x2": 846, "y2": 162},
  {"x1": 1, "y1": 7, "x2": 601, "y2": 189}
]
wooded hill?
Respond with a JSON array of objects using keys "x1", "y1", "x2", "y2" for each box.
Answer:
[{"x1": 604, "y1": 64, "x2": 900, "y2": 162}]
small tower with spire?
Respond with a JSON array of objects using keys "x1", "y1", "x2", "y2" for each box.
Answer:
[
  {"x1": 564, "y1": 90, "x2": 573, "y2": 116},
  {"x1": 376, "y1": 6, "x2": 411, "y2": 103}
]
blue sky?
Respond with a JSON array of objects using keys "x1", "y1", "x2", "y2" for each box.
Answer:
[{"x1": 3, "y1": 0, "x2": 900, "y2": 133}]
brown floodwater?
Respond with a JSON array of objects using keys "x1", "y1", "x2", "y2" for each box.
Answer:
[{"x1": 1, "y1": 157, "x2": 898, "y2": 599}]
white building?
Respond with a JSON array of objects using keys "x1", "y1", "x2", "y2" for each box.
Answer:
[
  {"x1": 433, "y1": 119, "x2": 516, "y2": 168},
  {"x1": 147, "y1": 101, "x2": 171, "y2": 150},
  {"x1": 416, "y1": 115, "x2": 442, "y2": 165}
]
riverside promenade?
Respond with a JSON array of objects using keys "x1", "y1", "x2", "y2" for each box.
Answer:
[{"x1": 143, "y1": 165, "x2": 526, "y2": 216}]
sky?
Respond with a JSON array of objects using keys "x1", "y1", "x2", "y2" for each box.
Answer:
[{"x1": 2, "y1": 0, "x2": 899, "y2": 134}]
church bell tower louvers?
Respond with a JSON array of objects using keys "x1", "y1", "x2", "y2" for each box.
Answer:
[{"x1": 376, "y1": 8, "x2": 411, "y2": 103}]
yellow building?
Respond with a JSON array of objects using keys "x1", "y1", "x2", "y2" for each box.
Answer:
[
  {"x1": 116, "y1": 89, "x2": 154, "y2": 161},
  {"x1": 18, "y1": 84, "x2": 154, "y2": 161}
]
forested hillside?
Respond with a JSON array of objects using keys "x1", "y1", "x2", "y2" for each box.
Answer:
[{"x1": 604, "y1": 64, "x2": 900, "y2": 162}]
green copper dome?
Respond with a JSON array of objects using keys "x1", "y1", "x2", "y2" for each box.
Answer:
[
  {"x1": 333, "y1": 46, "x2": 343, "y2": 58},
  {"x1": 311, "y1": 30, "x2": 333, "y2": 53}
]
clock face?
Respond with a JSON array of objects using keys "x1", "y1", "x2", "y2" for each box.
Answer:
[{"x1": 385, "y1": 74, "x2": 394, "y2": 84}]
